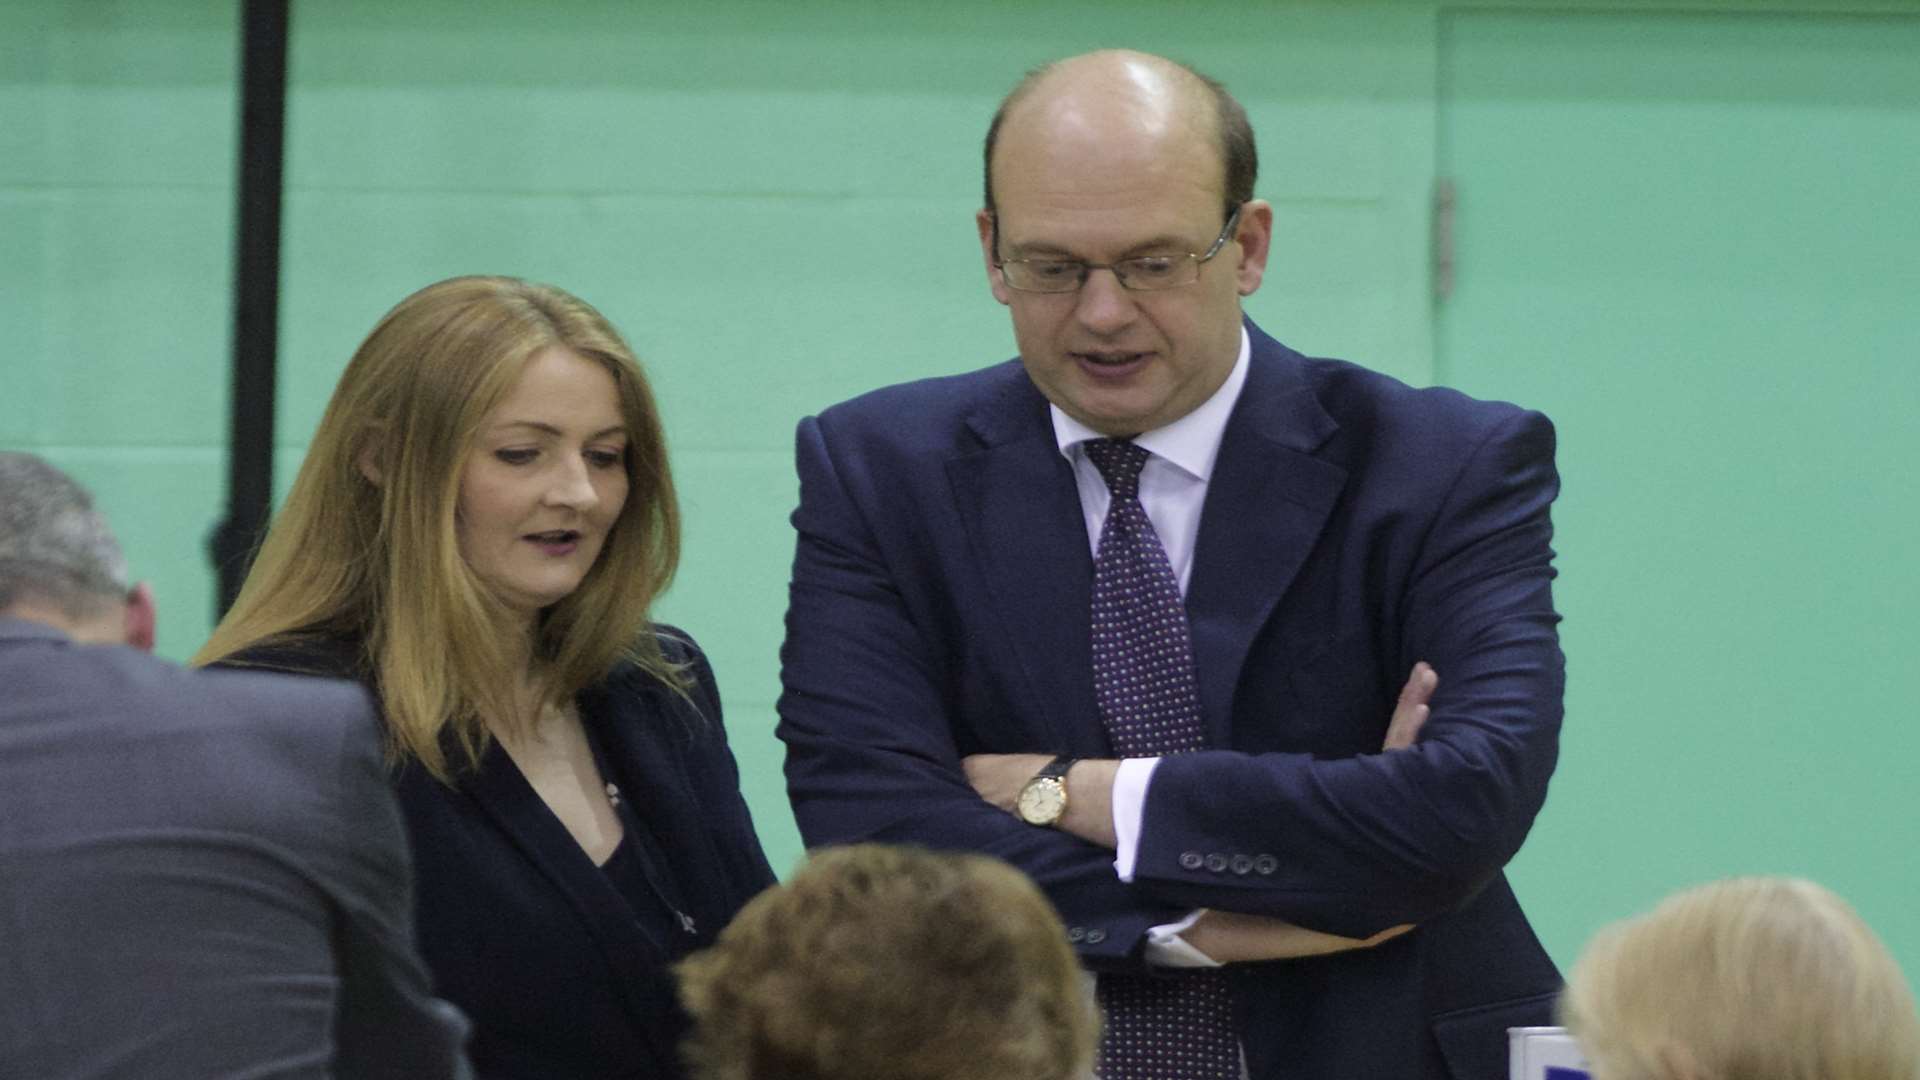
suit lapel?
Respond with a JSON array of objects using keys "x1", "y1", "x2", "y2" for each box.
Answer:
[
  {"x1": 945, "y1": 377, "x2": 1106, "y2": 755},
  {"x1": 943, "y1": 338, "x2": 1347, "y2": 754},
  {"x1": 459, "y1": 736, "x2": 669, "y2": 1014},
  {"x1": 588, "y1": 680, "x2": 734, "y2": 943},
  {"x1": 1187, "y1": 328, "x2": 1347, "y2": 747}
]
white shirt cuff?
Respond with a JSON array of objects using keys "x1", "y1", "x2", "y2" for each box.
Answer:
[
  {"x1": 1143, "y1": 909, "x2": 1223, "y2": 968},
  {"x1": 1110, "y1": 756, "x2": 1159, "y2": 882},
  {"x1": 1112, "y1": 758, "x2": 1219, "y2": 968}
]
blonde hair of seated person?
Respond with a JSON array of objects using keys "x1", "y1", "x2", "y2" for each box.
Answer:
[
  {"x1": 676, "y1": 843, "x2": 1097, "y2": 1080},
  {"x1": 1561, "y1": 876, "x2": 1920, "y2": 1080}
]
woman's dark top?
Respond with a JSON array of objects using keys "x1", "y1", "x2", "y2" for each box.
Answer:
[{"x1": 219, "y1": 628, "x2": 776, "y2": 1080}]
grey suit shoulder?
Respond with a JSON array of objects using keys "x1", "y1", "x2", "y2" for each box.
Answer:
[{"x1": 0, "y1": 623, "x2": 469, "y2": 1080}]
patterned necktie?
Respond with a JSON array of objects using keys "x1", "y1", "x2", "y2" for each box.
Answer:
[{"x1": 1083, "y1": 438, "x2": 1240, "y2": 1080}]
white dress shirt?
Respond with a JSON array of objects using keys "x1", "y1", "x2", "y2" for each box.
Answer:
[{"x1": 1050, "y1": 326, "x2": 1251, "y2": 968}]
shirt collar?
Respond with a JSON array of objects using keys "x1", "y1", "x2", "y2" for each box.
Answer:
[
  {"x1": 0, "y1": 616, "x2": 71, "y2": 644},
  {"x1": 1051, "y1": 325, "x2": 1251, "y2": 482}
]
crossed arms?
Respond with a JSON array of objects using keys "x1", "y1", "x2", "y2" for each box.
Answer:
[{"x1": 959, "y1": 663, "x2": 1437, "y2": 962}]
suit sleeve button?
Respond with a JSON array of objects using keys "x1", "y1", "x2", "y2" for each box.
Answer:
[
  {"x1": 1067, "y1": 926, "x2": 1085, "y2": 943},
  {"x1": 1179, "y1": 851, "x2": 1204, "y2": 870},
  {"x1": 1230, "y1": 854, "x2": 1254, "y2": 875},
  {"x1": 1254, "y1": 854, "x2": 1279, "y2": 875},
  {"x1": 1204, "y1": 853, "x2": 1228, "y2": 873},
  {"x1": 1085, "y1": 929, "x2": 1107, "y2": 944}
]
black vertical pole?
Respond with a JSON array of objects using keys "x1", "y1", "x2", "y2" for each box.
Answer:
[{"x1": 213, "y1": 0, "x2": 289, "y2": 617}]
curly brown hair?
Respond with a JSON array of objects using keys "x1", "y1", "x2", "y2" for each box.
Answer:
[{"x1": 676, "y1": 844, "x2": 1097, "y2": 1080}]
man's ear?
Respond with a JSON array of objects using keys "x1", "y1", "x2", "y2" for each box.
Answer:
[
  {"x1": 124, "y1": 582, "x2": 157, "y2": 653},
  {"x1": 1233, "y1": 199, "x2": 1274, "y2": 298},
  {"x1": 977, "y1": 209, "x2": 1012, "y2": 307}
]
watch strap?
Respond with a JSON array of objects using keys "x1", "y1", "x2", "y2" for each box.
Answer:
[{"x1": 1034, "y1": 754, "x2": 1076, "y2": 782}]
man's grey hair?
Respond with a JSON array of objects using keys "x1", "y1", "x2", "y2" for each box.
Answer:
[{"x1": 0, "y1": 452, "x2": 130, "y2": 616}]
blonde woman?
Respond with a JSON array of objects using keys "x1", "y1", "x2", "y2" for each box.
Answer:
[
  {"x1": 1561, "y1": 876, "x2": 1920, "y2": 1080},
  {"x1": 198, "y1": 275, "x2": 775, "y2": 1079}
]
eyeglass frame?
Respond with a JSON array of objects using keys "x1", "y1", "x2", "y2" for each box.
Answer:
[{"x1": 989, "y1": 204, "x2": 1246, "y2": 293}]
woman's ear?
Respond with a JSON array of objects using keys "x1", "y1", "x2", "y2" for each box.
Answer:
[{"x1": 357, "y1": 436, "x2": 384, "y2": 487}]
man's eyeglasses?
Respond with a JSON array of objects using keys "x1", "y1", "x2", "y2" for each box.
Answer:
[{"x1": 992, "y1": 206, "x2": 1244, "y2": 293}]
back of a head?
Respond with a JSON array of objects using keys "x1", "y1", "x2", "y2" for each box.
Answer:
[
  {"x1": 676, "y1": 844, "x2": 1097, "y2": 1080},
  {"x1": 0, "y1": 452, "x2": 130, "y2": 632},
  {"x1": 1562, "y1": 876, "x2": 1920, "y2": 1080}
]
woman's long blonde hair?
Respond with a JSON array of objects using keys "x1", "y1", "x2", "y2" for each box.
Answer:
[{"x1": 195, "y1": 276, "x2": 681, "y2": 781}]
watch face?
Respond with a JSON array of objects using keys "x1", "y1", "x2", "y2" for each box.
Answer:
[{"x1": 1017, "y1": 777, "x2": 1066, "y2": 824}]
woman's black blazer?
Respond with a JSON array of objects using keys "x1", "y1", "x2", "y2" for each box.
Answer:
[{"x1": 224, "y1": 628, "x2": 777, "y2": 1079}]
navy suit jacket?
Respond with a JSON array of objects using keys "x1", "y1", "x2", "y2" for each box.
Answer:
[
  {"x1": 225, "y1": 629, "x2": 775, "y2": 1080},
  {"x1": 778, "y1": 321, "x2": 1566, "y2": 1079}
]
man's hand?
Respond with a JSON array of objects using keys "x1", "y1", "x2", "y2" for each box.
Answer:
[
  {"x1": 1383, "y1": 661, "x2": 1437, "y2": 751},
  {"x1": 1182, "y1": 662, "x2": 1432, "y2": 963},
  {"x1": 1184, "y1": 909, "x2": 1416, "y2": 963}
]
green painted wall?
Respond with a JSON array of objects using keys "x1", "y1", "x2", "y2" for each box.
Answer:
[
  {"x1": 1438, "y1": 4, "x2": 1920, "y2": 985},
  {"x1": 5, "y1": 0, "x2": 1915, "y2": 978}
]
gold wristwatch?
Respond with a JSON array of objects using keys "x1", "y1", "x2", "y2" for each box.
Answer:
[{"x1": 1015, "y1": 755, "x2": 1077, "y2": 827}]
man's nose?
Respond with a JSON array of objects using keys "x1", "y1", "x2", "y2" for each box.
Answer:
[{"x1": 1073, "y1": 267, "x2": 1139, "y2": 335}]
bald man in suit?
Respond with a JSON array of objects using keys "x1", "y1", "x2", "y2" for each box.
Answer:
[{"x1": 778, "y1": 51, "x2": 1565, "y2": 1079}]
